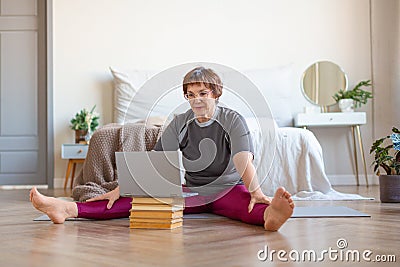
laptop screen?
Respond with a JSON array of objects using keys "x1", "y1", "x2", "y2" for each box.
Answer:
[{"x1": 116, "y1": 151, "x2": 195, "y2": 198}]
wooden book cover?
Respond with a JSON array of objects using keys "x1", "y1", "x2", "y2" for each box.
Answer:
[
  {"x1": 132, "y1": 197, "x2": 184, "y2": 206},
  {"x1": 130, "y1": 210, "x2": 183, "y2": 219},
  {"x1": 129, "y1": 217, "x2": 183, "y2": 224},
  {"x1": 129, "y1": 221, "x2": 183, "y2": 229}
]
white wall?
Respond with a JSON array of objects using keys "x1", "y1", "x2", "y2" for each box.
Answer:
[{"x1": 52, "y1": 0, "x2": 393, "y2": 187}]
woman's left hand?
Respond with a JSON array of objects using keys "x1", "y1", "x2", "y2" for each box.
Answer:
[{"x1": 248, "y1": 189, "x2": 271, "y2": 213}]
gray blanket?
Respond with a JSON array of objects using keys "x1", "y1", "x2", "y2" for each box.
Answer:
[{"x1": 72, "y1": 123, "x2": 162, "y2": 202}]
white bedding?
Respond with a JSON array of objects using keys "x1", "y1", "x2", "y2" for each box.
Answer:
[{"x1": 251, "y1": 126, "x2": 369, "y2": 200}]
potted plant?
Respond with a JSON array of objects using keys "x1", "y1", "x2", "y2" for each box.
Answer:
[
  {"x1": 70, "y1": 105, "x2": 100, "y2": 143},
  {"x1": 370, "y1": 127, "x2": 400, "y2": 202},
  {"x1": 333, "y1": 80, "x2": 373, "y2": 112}
]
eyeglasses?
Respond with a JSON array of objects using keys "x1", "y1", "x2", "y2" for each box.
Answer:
[{"x1": 184, "y1": 90, "x2": 213, "y2": 100}]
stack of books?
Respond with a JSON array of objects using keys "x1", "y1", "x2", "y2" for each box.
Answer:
[{"x1": 129, "y1": 197, "x2": 184, "y2": 229}]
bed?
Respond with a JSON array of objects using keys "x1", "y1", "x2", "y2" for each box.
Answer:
[{"x1": 73, "y1": 63, "x2": 365, "y2": 201}]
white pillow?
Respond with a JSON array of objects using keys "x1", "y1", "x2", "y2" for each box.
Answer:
[
  {"x1": 110, "y1": 66, "x2": 190, "y2": 124},
  {"x1": 110, "y1": 67, "x2": 156, "y2": 123},
  {"x1": 242, "y1": 65, "x2": 297, "y2": 127}
]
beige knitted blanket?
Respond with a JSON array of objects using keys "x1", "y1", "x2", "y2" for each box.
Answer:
[{"x1": 72, "y1": 123, "x2": 162, "y2": 202}]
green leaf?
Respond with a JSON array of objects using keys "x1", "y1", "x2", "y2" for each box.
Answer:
[
  {"x1": 70, "y1": 106, "x2": 100, "y2": 132},
  {"x1": 333, "y1": 80, "x2": 373, "y2": 108}
]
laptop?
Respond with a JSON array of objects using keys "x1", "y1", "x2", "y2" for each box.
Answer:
[{"x1": 116, "y1": 151, "x2": 197, "y2": 198}]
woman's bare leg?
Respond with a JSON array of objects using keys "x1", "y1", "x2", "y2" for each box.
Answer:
[{"x1": 30, "y1": 187, "x2": 78, "y2": 224}]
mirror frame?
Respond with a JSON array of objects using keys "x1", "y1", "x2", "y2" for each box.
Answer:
[{"x1": 300, "y1": 61, "x2": 348, "y2": 109}]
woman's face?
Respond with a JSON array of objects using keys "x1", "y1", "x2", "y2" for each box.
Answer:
[{"x1": 185, "y1": 83, "x2": 217, "y2": 123}]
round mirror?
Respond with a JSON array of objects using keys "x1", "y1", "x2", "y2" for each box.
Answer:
[{"x1": 301, "y1": 61, "x2": 348, "y2": 107}]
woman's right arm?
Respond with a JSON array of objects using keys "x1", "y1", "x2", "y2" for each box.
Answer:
[{"x1": 86, "y1": 186, "x2": 120, "y2": 209}]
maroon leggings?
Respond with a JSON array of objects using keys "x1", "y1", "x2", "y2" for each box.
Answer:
[{"x1": 77, "y1": 184, "x2": 268, "y2": 225}]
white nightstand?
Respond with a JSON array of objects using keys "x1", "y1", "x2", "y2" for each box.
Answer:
[
  {"x1": 61, "y1": 144, "x2": 88, "y2": 189},
  {"x1": 294, "y1": 112, "x2": 368, "y2": 186}
]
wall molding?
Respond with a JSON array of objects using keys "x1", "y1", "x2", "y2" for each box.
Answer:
[{"x1": 46, "y1": 0, "x2": 55, "y2": 188}]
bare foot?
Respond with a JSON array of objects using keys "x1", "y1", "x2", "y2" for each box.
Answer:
[
  {"x1": 263, "y1": 187, "x2": 295, "y2": 231},
  {"x1": 30, "y1": 187, "x2": 78, "y2": 224}
]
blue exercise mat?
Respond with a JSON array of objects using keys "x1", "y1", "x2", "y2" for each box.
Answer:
[
  {"x1": 291, "y1": 206, "x2": 370, "y2": 218},
  {"x1": 34, "y1": 206, "x2": 370, "y2": 221}
]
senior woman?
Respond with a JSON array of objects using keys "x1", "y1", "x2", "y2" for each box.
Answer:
[{"x1": 30, "y1": 66, "x2": 294, "y2": 231}]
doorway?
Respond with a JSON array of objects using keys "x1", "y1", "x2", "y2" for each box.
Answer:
[{"x1": 0, "y1": 0, "x2": 50, "y2": 186}]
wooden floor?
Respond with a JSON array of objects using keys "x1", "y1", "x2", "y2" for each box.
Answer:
[{"x1": 0, "y1": 185, "x2": 399, "y2": 267}]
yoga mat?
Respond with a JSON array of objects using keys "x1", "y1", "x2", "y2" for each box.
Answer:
[
  {"x1": 34, "y1": 206, "x2": 369, "y2": 221},
  {"x1": 33, "y1": 213, "x2": 224, "y2": 221},
  {"x1": 34, "y1": 215, "x2": 93, "y2": 221},
  {"x1": 184, "y1": 213, "x2": 225, "y2": 219},
  {"x1": 183, "y1": 207, "x2": 370, "y2": 219},
  {"x1": 291, "y1": 206, "x2": 370, "y2": 218}
]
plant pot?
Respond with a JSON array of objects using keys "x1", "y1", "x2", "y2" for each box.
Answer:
[
  {"x1": 75, "y1": 129, "x2": 88, "y2": 144},
  {"x1": 338, "y1": 99, "x2": 354, "y2": 112},
  {"x1": 379, "y1": 175, "x2": 400, "y2": 203}
]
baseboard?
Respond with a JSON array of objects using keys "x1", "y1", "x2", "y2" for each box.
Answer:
[
  {"x1": 0, "y1": 178, "x2": 68, "y2": 189},
  {"x1": 53, "y1": 177, "x2": 66, "y2": 189},
  {"x1": 328, "y1": 174, "x2": 379, "y2": 186},
  {"x1": 0, "y1": 185, "x2": 48, "y2": 190}
]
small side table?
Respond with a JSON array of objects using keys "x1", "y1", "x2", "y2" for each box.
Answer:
[
  {"x1": 294, "y1": 112, "x2": 368, "y2": 186},
  {"x1": 61, "y1": 144, "x2": 88, "y2": 189}
]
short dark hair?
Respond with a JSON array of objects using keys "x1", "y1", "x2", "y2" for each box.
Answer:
[{"x1": 183, "y1": 67, "x2": 223, "y2": 98}]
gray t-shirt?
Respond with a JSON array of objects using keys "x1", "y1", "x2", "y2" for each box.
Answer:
[{"x1": 153, "y1": 106, "x2": 254, "y2": 194}]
